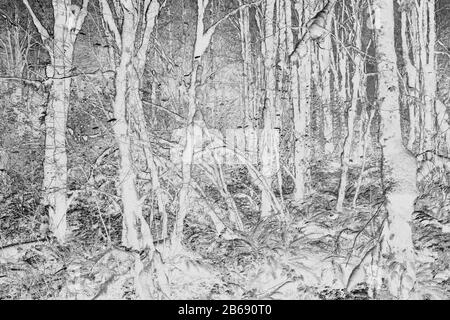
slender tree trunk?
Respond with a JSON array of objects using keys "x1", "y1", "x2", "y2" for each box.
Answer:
[
  {"x1": 172, "y1": 0, "x2": 212, "y2": 249},
  {"x1": 239, "y1": 0, "x2": 253, "y2": 129},
  {"x1": 318, "y1": 0, "x2": 333, "y2": 154},
  {"x1": 400, "y1": 9, "x2": 420, "y2": 151},
  {"x1": 292, "y1": 0, "x2": 312, "y2": 203},
  {"x1": 259, "y1": 0, "x2": 279, "y2": 218},
  {"x1": 172, "y1": 62, "x2": 199, "y2": 250},
  {"x1": 374, "y1": 0, "x2": 417, "y2": 299},
  {"x1": 417, "y1": 0, "x2": 436, "y2": 151},
  {"x1": 336, "y1": 3, "x2": 362, "y2": 212},
  {"x1": 352, "y1": 108, "x2": 375, "y2": 207},
  {"x1": 239, "y1": 0, "x2": 257, "y2": 163}
]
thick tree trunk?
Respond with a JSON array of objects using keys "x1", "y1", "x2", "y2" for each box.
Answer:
[
  {"x1": 100, "y1": 0, "x2": 160, "y2": 251},
  {"x1": 374, "y1": 0, "x2": 417, "y2": 299},
  {"x1": 23, "y1": 0, "x2": 89, "y2": 243},
  {"x1": 112, "y1": 42, "x2": 153, "y2": 251},
  {"x1": 43, "y1": 76, "x2": 70, "y2": 243}
]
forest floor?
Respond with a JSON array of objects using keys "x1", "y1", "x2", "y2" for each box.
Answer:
[{"x1": 0, "y1": 161, "x2": 449, "y2": 300}]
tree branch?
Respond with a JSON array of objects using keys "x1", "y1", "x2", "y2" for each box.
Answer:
[
  {"x1": 0, "y1": 69, "x2": 115, "y2": 87},
  {"x1": 0, "y1": 76, "x2": 43, "y2": 88},
  {"x1": 136, "y1": 0, "x2": 160, "y2": 70},
  {"x1": 207, "y1": 0, "x2": 263, "y2": 33},
  {"x1": 99, "y1": 0, "x2": 122, "y2": 50},
  {"x1": 74, "y1": 0, "x2": 90, "y2": 33},
  {"x1": 21, "y1": 0, "x2": 51, "y2": 47},
  {"x1": 142, "y1": 100, "x2": 186, "y2": 122},
  {"x1": 193, "y1": 0, "x2": 262, "y2": 58}
]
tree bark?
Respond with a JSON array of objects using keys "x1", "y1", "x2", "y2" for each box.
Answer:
[
  {"x1": 317, "y1": 0, "x2": 333, "y2": 154},
  {"x1": 417, "y1": 0, "x2": 436, "y2": 151},
  {"x1": 336, "y1": 1, "x2": 362, "y2": 212},
  {"x1": 100, "y1": 0, "x2": 161, "y2": 251},
  {"x1": 292, "y1": 0, "x2": 312, "y2": 203},
  {"x1": 374, "y1": 0, "x2": 417, "y2": 299},
  {"x1": 23, "y1": 0, "x2": 89, "y2": 243},
  {"x1": 172, "y1": 0, "x2": 212, "y2": 249},
  {"x1": 258, "y1": 0, "x2": 279, "y2": 218},
  {"x1": 399, "y1": 8, "x2": 420, "y2": 151}
]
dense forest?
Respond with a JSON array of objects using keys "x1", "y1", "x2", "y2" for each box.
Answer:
[{"x1": 0, "y1": 0, "x2": 449, "y2": 300}]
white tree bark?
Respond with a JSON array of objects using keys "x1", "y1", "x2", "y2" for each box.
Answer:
[
  {"x1": 171, "y1": 0, "x2": 262, "y2": 249},
  {"x1": 259, "y1": 0, "x2": 279, "y2": 218},
  {"x1": 399, "y1": 8, "x2": 419, "y2": 151},
  {"x1": 292, "y1": 0, "x2": 312, "y2": 203},
  {"x1": 317, "y1": 0, "x2": 333, "y2": 154},
  {"x1": 336, "y1": 2, "x2": 362, "y2": 212},
  {"x1": 239, "y1": 0, "x2": 253, "y2": 130},
  {"x1": 374, "y1": 0, "x2": 417, "y2": 299},
  {"x1": 23, "y1": 0, "x2": 89, "y2": 243},
  {"x1": 417, "y1": 0, "x2": 436, "y2": 151},
  {"x1": 100, "y1": 0, "x2": 161, "y2": 251},
  {"x1": 172, "y1": 0, "x2": 213, "y2": 250}
]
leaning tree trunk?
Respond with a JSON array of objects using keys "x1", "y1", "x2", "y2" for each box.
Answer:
[
  {"x1": 374, "y1": 0, "x2": 417, "y2": 299},
  {"x1": 23, "y1": 0, "x2": 89, "y2": 243}
]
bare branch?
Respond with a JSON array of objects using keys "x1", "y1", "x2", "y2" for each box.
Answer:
[
  {"x1": 136, "y1": 0, "x2": 160, "y2": 69},
  {"x1": 142, "y1": 100, "x2": 186, "y2": 122},
  {"x1": 99, "y1": 0, "x2": 122, "y2": 49},
  {"x1": 0, "y1": 69, "x2": 115, "y2": 88},
  {"x1": 21, "y1": 0, "x2": 51, "y2": 46},
  {"x1": 74, "y1": 0, "x2": 90, "y2": 33},
  {"x1": 193, "y1": 0, "x2": 262, "y2": 59},
  {"x1": 207, "y1": 0, "x2": 263, "y2": 33},
  {"x1": 0, "y1": 76, "x2": 43, "y2": 88}
]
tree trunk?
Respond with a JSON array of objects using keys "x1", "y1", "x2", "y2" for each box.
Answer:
[
  {"x1": 317, "y1": 0, "x2": 333, "y2": 154},
  {"x1": 172, "y1": 0, "x2": 211, "y2": 249},
  {"x1": 23, "y1": 0, "x2": 89, "y2": 243},
  {"x1": 292, "y1": 0, "x2": 312, "y2": 203},
  {"x1": 100, "y1": 0, "x2": 160, "y2": 251},
  {"x1": 400, "y1": 8, "x2": 420, "y2": 151},
  {"x1": 336, "y1": 2, "x2": 362, "y2": 212},
  {"x1": 239, "y1": 1, "x2": 253, "y2": 129},
  {"x1": 417, "y1": 0, "x2": 436, "y2": 151},
  {"x1": 374, "y1": 0, "x2": 417, "y2": 299},
  {"x1": 257, "y1": 0, "x2": 280, "y2": 218}
]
